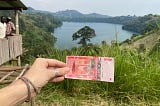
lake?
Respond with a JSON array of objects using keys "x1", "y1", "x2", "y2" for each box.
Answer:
[{"x1": 54, "y1": 22, "x2": 136, "y2": 49}]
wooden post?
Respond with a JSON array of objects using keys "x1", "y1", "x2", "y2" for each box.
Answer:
[
  {"x1": 15, "y1": 10, "x2": 21, "y2": 66},
  {"x1": 17, "y1": 56, "x2": 21, "y2": 66},
  {"x1": 15, "y1": 10, "x2": 19, "y2": 35}
]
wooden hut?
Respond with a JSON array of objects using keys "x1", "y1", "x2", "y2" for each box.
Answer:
[
  {"x1": 0, "y1": 0, "x2": 27, "y2": 66},
  {"x1": 0, "y1": 0, "x2": 28, "y2": 84}
]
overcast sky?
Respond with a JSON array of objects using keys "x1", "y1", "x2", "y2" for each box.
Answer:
[{"x1": 21, "y1": 0, "x2": 160, "y2": 16}]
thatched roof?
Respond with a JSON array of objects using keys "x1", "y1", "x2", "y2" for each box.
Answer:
[{"x1": 0, "y1": 0, "x2": 27, "y2": 10}]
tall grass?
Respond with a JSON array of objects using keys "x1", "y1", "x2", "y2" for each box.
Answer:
[{"x1": 25, "y1": 45, "x2": 160, "y2": 105}]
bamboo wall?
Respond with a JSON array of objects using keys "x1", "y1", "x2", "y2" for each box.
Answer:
[{"x1": 0, "y1": 36, "x2": 22, "y2": 65}]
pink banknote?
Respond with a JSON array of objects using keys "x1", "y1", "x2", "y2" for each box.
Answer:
[{"x1": 65, "y1": 56, "x2": 114, "y2": 82}]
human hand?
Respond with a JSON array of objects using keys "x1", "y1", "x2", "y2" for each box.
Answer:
[{"x1": 23, "y1": 58, "x2": 69, "y2": 90}]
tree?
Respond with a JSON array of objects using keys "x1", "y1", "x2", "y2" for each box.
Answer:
[
  {"x1": 80, "y1": 43, "x2": 102, "y2": 56},
  {"x1": 72, "y1": 26, "x2": 96, "y2": 46}
]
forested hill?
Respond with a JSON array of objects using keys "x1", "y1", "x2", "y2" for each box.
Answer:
[
  {"x1": 55, "y1": 10, "x2": 110, "y2": 18},
  {"x1": 54, "y1": 10, "x2": 160, "y2": 34},
  {"x1": 25, "y1": 7, "x2": 138, "y2": 25},
  {"x1": 53, "y1": 10, "x2": 110, "y2": 19},
  {"x1": 122, "y1": 14, "x2": 160, "y2": 34},
  {"x1": 23, "y1": 8, "x2": 160, "y2": 34},
  {"x1": 53, "y1": 10, "x2": 138, "y2": 24},
  {"x1": 120, "y1": 15, "x2": 160, "y2": 52},
  {"x1": 20, "y1": 12, "x2": 62, "y2": 61},
  {"x1": 25, "y1": 7, "x2": 110, "y2": 19}
]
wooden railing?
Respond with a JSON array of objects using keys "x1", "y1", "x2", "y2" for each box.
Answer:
[
  {"x1": 0, "y1": 66, "x2": 26, "y2": 84},
  {"x1": 0, "y1": 35, "x2": 22, "y2": 65}
]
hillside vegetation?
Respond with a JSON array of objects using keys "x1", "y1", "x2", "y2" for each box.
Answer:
[
  {"x1": 53, "y1": 9, "x2": 138, "y2": 25},
  {"x1": 25, "y1": 8, "x2": 160, "y2": 34},
  {"x1": 120, "y1": 29, "x2": 160, "y2": 52},
  {"x1": 120, "y1": 14, "x2": 160, "y2": 54},
  {"x1": 25, "y1": 8, "x2": 138, "y2": 25},
  {"x1": 122, "y1": 14, "x2": 160, "y2": 34},
  {"x1": 19, "y1": 12, "x2": 62, "y2": 63}
]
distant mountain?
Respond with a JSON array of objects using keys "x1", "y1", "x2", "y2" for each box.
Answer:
[
  {"x1": 53, "y1": 10, "x2": 138, "y2": 25},
  {"x1": 54, "y1": 10, "x2": 110, "y2": 19},
  {"x1": 24, "y1": 8, "x2": 140, "y2": 32},
  {"x1": 54, "y1": 10, "x2": 83, "y2": 18},
  {"x1": 86, "y1": 13, "x2": 109, "y2": 18},
  {"x1": 24, "y1": 7, "x2": 53, "y2": 14},
  {"x1": 25, "y1": 8, "x2": 110, "y2": 19},
  {"x1": 27, "y1": 7, "x2": 34, "y2": 11}
]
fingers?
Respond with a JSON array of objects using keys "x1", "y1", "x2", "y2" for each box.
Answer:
[
  {"x1": 35, "y1": 58, "x2": 66, "y2": 68},
  {"x1": 49, "y1": 76, "x2": 65, "y2": 82},
  {"x1": 47, "y1": 67, "x2": 69, "y2": 79},
  {"x1": 53, "y1": 67, "x2": 69, "y2": 77},
  {"x1": 45, "y1": 59, "x2": 66, "y2": 68}
]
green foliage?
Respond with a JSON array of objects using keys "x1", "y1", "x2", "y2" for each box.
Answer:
[
  {"x1": 122, "y1": 14, "x2": 160, "y2": 34},
  {"x1": 131, "y1": 34, "x2": 139, "y2": 39},
  {"x1": 72, "y1": 26, "x2": 96, "y2": 46},
  {"x1": 19, "y1": 13, "x2": 62, "y2": 32},
  {"x1": 149, "y1": 40, "x2": 160, "y2": 55},
  {"x1": 19, "y1": 13, "x2": 62, "y2": 63},
  {"x1": 119, "y1": 39, "x2": 131, "y2": 45},
  {"x1": 0, "y1": 10, "x2": 14, "y2": 18},
  {"x1": 79, "y1": 44, "x2": 102, "y2": 56},
  {"x1": 144, "y1": 20, "x2": 159, "y2": 33}
]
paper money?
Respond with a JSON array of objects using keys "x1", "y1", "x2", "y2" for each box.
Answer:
[{"x1": 65, "y1": 56, "x2": 114, "y2": 82}]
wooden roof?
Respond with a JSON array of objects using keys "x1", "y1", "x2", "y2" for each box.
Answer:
[{"x1": 0, "y1": 0, "x2": 27, "y2": 10}]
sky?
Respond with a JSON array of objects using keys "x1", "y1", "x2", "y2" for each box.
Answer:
[{"x1": 21, "y1": 0, "x2": 160, "y2": 16}]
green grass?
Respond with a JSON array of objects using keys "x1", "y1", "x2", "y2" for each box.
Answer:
[
  {"x1": 23, "y1": 45, "x2": 160, "y2": 105},
  {"x1": 1, "y1": 44, "x2": 160, "y2": 105}
]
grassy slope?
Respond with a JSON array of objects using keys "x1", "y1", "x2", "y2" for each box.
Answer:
[
  {"x1": 121, "y1": 29, "x2": 160, "y2": 50},
  {"x1": 18, "y1": 45, "x2": 160, "y2": 106}
]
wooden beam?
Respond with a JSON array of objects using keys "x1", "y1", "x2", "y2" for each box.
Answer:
[
  {"x1": 0, "y1": 80, "x2": 13, "y2": 84},
  {"x1": 0, "y1": 66, "x2": 26, "y2": 71},
  {"x1": 0, "y1": 74, "x2": 18, "y2": 79},
  {"x1": 0, "y1": 71, "x2": 14, "y2": 82},
  {"x1": 0, "y1": 72, "x2": 19, "y2": 78}
]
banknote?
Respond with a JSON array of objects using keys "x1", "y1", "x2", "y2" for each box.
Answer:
[{"x1": 65, "y1": 56, "x2": 114, "y2": 82}]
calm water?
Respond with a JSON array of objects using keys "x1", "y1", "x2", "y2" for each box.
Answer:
[{"x1": 54, "y1": 22, "x2": 135, "y2": 49}]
